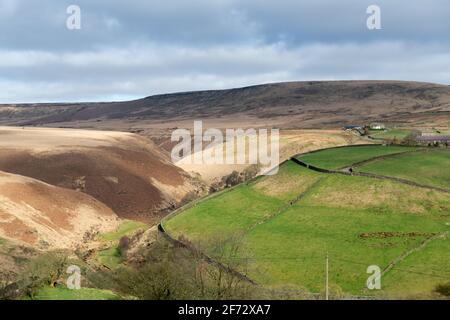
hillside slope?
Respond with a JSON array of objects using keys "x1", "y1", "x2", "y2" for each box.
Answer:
[
  {"x1": 1, "y1": 81, "x2": 449, "y2": 129},
  {"x1": 0, "y1": 170, "x2": 119, "y2": 249},
  {"x1": 0, "y1": 127, "x2": 197, "y2": 222},
  {"x1": 164, "y1": 155, "x2": 450, "y2": 298}
]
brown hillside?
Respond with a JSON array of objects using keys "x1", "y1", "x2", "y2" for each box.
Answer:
[
  {"x1": 0, "y1": 127, "x2": 196, "y2": 222},
  {"x1": 0, "y1": 170, "x2": 119, "y2": 249},
  {"x1": 1, "y1": 81, "x2": 449, "y2": 129}
]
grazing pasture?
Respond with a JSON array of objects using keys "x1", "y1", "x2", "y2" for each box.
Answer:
[
  {"x1": 30, "y1": 287, "x2": 120, "y2": 300},
  {"x1": 369, "y1": 129, "x2": 413, "y2": 140},
  {"x1": 357, "y1": 149, "x2": 450, "y2": 190},
  {"x1": 164, "y1": 155, "x2": 450, "y2": 298},
  {"x1": 296, "y1": 145, "x2": 418, "y2": 170}
]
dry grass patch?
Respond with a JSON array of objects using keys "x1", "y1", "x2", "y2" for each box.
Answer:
[
  {"x1": 177, "y1": 129, "x2": 369, "y2": 184},
  {"x1": 252, "y1": 161, "x2": 321, "y2": 200},
  {"x1": 302, "y1": 175, "x2": 450, "y2": 215}
]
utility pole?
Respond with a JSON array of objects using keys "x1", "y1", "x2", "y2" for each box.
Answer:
[{"x1": 325, "y1": 252, "x2": 329, "y2": 300}]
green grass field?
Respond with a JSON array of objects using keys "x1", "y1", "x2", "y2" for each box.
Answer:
[
  {"x1": 97, "y1": 247, "x2": 122, "y2": 269},
  {"x1": 369, "y1": 129, "x2": 413, "y2": 140},
  {"x1": 357, "y1": 149, "x2": 450, "y2": 190},
  {"x1": 95, "y1": 220, "x2": 147, "y2": 269},
  {"x1": 382, "y1": 234, "x2": 450, "y2": 297},
  {"x1": 31, "y1": 286, "x2": 120, "y2": 300},
  {"x1": 165, "y1": 156, "x2": 450, "y2": 298},
  {"x1": 165, "y1": 161, "x2": 322, "y2": 240},
  {"x1": 98, "y1": 220, "x2": 147, "y2": 242},
  {"x1": 297, "y1": 145, "x2": 418, "y2": 170}
]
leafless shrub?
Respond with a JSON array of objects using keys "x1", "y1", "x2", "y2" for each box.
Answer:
[
  {"x1": 435, "y1": 282, "x2": 450, "y2": 297},
  {"x1": 118, "y1": 236, "x2": 131, "y2": 258},
  {"x1": 19, "y1": 250, "x2": 69, "y2": 299}
]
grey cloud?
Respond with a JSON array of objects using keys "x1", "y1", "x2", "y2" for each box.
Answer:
[
  {"x1": 1, "y1": 41, "x2": 449, "y2": 102},
  {"x1": 0, "y1": 0, "x2": 449, "y2": 102},
  {"x1": 2, "y1": 0, "x2": 450, "y2": 50}
]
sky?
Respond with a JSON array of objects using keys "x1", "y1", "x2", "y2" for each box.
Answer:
[{"x1": 0, "y1": 0, "x2": 449, "y2": 103}]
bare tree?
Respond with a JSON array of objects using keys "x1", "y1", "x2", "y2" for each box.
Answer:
[
  {"x1": 110, "y1": 233, "x2": 259, "y2": 300},
  {"x1": 196, "y1": 233, "x2": 255, "y2": 299},
  {"x1": 19, "y1": 250, "x2": 69, "y2": 298}
]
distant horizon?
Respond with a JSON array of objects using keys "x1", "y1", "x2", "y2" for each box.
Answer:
[{"x1": 2, "y1": 79, "x2": 449, "y2": 105}]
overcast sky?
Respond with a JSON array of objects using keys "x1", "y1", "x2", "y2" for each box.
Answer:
[{"x1": 1, "y1": 0, "x2": 449, "y2": 103}]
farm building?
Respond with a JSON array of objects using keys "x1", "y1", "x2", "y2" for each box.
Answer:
[
  {"x1": 416, "y1": 135, "x2": 450, "y2": 145},
  {"x1": 343, "y1": 125, "x2": 365, "y2": 136},
  {"x1": 420, "y1": 130, "x2": 438, "y2": 137},
  {"x1": 370, "y1": 123, "x2": 385, "y2": 130},
  {"x1": 343, "y1": 125, "x2": 363, "y2": 131}
]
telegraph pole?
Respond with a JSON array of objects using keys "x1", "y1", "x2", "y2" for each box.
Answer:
[{"x1": 325, "y1": 252, "x2": 329, "y2": 300}]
